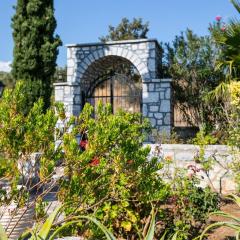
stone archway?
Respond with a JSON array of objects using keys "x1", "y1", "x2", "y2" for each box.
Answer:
[
  {"x1": 81, "y1": 55, "x2": 142, "y2": 114},
  {"x1": 54, "y1": 39, "x2": 172, "y2": 135}
]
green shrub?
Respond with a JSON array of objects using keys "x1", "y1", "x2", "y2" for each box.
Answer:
[
  {"x1": 158, "y1": 162, "x2": 219, "y2": 240},
  {"x1": 0, "y1": 81, "x2": 59, "y2": 203},
  {"x1": 56, "y1": 103, "x2": 219, "y2": 239},
  {"x1": 58, "y1": 103, "x2": 169, "y2": 239}
]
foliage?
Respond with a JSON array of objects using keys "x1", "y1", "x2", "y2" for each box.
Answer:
[
  {"x1": 160, "y1": 159, "x2": 219, "y2": 240},
  {"x1": 0, "y1": 71, "x2": 15, "y2": 89},
  {"x1": 165, "y1": 29, "x2": 223, "y2": 129},
  {"x1": 53, "y1": 66, "x2": 67, "y2": 83},
  {"x1": 11, "y1": 0, "x2": 62, "y2": 110},
  {"x1": 210, "y1": 0, "x2": 240, "y2": 82},
  {"x1": 58, "y1": 102, "x2": 170, "y2": 239},
  {"x1": 52, "y1": 103, "x2": 219, "y2": 239},
  {"x1": 226, "y1": 81, "x2": 240, "y2": 190},
  {"x1": 200, "y1": 194, "x2": 240, "y2": 240},
  {"x1": 100, "y1": 17, "x2": 149, "y2": 42},
  {"x1": 0, "y1": 81, "x2": 57, "y2": 160},
  {"x1": 204, "y1": 1, "x2": 240, "y2": 133},
  {"x1": 0, "y1": 155, "x2": 15, "y2": 178},
  {"x1": 0, "y1": 81, "x2": 59, "y2": 203},
  {"x1": 15, "y1": 206, "x2": 117, "y2": 240}
]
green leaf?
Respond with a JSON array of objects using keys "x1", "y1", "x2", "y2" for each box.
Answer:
[
  {"x1": 31, "y1": 205, "x2": 62, "y2": 240},
  {"x1": 121, "y1": 221, "x2": 132, "y2": 232},
  {"x1": 49, "y1": 215, "x2": 116, "y2": 240},
  {"x1": 144, "y1": 211, "x2": 155, "y2": 240},
  {"x1": 160, "y1": 230, "x2": 168, "y2": 240}
]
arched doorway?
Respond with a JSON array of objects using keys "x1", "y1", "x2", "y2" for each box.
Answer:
[{"x1": 81, "y1": 56, "x2": 142, "y2": 114}]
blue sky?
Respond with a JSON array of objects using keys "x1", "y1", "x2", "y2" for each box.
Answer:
[{"x1": 0, "y1": 0, "x2": 238, "y2": 69}]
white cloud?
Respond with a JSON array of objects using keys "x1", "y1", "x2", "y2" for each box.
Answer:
[{"x1": 0, "y1": 61, "x2": 11, "y2": 72}]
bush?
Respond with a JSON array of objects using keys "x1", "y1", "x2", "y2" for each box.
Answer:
[
  {"x1": 56, "y1": 103, "x2": 219, "y2": 239},
  {"x1": 58, "y1": 103, "x2": 169, "y2": 239},
  {"x1": 0, "y1": 81, "x2": 59, "y2": 203}
]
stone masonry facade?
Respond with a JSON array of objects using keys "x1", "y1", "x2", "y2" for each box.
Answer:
[{"x1": 54, "y1": 39, "x2": 172, "y2": 135}]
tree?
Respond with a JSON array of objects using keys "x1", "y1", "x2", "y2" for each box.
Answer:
[
  {"x1": 0, "y1": 71, "x2": 15, "y2": 88},
  {"x1": 11, "y1": 0, "x2": 62, "y2": 110},
  {"x1": 210, "y1": 0, "x2": 240, "y2": 82},
  {"x1": 165, "y1": 29, "x2": 223, "y2": 130},
  {"x1": 100, "y1": 17, "x2": 149, "y2": 42},
  {"x1": 206, "y1": 0, "x2": 240, "y2": 102}
]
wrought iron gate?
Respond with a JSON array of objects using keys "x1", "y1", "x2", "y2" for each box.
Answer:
[{"x1": 84, "y1": 73, "x2": 142, "y2": 114}]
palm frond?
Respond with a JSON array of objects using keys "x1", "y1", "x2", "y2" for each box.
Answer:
[{"x1": 230, "y1": 0, "x2": 240, "y2": 14}]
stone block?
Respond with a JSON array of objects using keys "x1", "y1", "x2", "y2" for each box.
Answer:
[
  {"x1": 64, "y1": 86, "x2": 72, "y2": 95},
  {"x1": 150, "y1": 106, "x2": 159, "y2": 112},
  {"x1": 139, "y1": 42, "x2": 147, "y2": 49},
  {"x1": 164, "y1": 113, "x2": 171, "y2": 125},
  {"x1": 67, "y1": 48, "x2": 72, "y2": 59},
  {"x1": 143, "y1": 92, "x2": 159, "y2": 103},
  {"x1": 132, "y1": 44, "x2": 138, "y2": 50},
  {"x1": 55, "y1": 90, "x2": 64, "y2": 102},
  {"x1": 175, "y1": 151, "x2": 195, "y2": 161},
  {"x1": 157, "y1": 119, "x2": 163, "y2": 125},
  {"x1": 67, "y1": 67, "x2": 74, "y2": 76},
  {"x1": 159, "y1": 91, "x2": 165, "y2": 99},
  {"x1": 74, "y1": 95, "x2": 81, "y2": 104},
  {"x1": 88, "y1": 54, "x2": 94, "y2": 62},
  {"x1": 142, "y1": 104, "x2": 148, "y2": 116},
  {"x1": 98, "y1": 49, "x2": 104, "y2": 58},
  {"x1": 142, "y1": 83, "x2": 148, "y2": 92},
  {"x1": 149, "y1": 83, "x2": 154, "y2": 91},
  {"x1": 112, "y1": 47, "x2": 118, "y2": 55},
  {"x1": 165, "y1": 88, "x2": 171, "y2": 99},
  {"x1": 149, "y1": 117, "x2": 157, "y2": 127},
  {"x1": 148, "y1": 58, "x2": 155, "y2": 71},
  {"x1": 160, "y1": 100, "x2": 170, "y2": 112},
  {"x1": 160, "y1": 83, "x2": 170, "y2": 88},
  {"x1": 148, "y1": 42, "x2": 155, "y2": 49},
  {"x1": 154, "y1": 113, "x2": 163, "y2": 119},
  {"x1": 150, "y1": 49, "x2": 155, "y2": 58},
  {"x1": 82, "y1": 47, "x2": 90, "y2": 51},
  {"x1": 68, "y1": 59, "x2": 74, "y2": 68}
]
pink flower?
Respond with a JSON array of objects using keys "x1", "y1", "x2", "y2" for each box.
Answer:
[
  {"x1": 221, "y1": 26, "x2": 226, "y2": 32},
  {"x1": 215, "y1": 16, "x2": 222, "y2": 22}
]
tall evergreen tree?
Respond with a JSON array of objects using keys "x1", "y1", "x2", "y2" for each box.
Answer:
[{"x1": 12, "y1": 0, "x2": 62, "y2": 109}]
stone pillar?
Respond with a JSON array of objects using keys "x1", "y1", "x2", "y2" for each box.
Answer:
[
  {"x1": 54, "y1": 82, "x2": 81, "y2": 118},
  {"x1": 142, "y1": 78, "x2": 172, "y2": 137}
]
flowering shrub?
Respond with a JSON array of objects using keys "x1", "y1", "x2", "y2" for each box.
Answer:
[
  {"x1": 158, "y1": 156, "x2": 219, "y2": 240},
  {"x1": 58, "y1": 103, "x2": 170, "y2": 239},
  {"x1": 55, "y1": 103, "x2": 219, "y2": 239}
]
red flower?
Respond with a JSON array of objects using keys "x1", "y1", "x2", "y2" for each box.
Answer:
[
  {"x1": 79, "y1": 140, "x2": 88, "y2": 149},
  {"x1": 215, "y1": 15, "x2": 222, "y2": 21},
  {"x1": 127, "y1": 160, "x2": 133, "y2": 164},
  {"x1": 89, "y1": 157, "x2": 100, "y2": 166}
]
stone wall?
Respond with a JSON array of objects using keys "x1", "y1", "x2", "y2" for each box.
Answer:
[
  {"x1": 54, "y1": 39, "x2": 172, "y2": 135},
  {"x1": 147, "y1": 144, "x2": 237, "y2": 194},
  {"x1": 142, "y1": 79, "x2": 171, "y2": 134}
]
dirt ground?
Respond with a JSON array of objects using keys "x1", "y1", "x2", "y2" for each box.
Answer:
[{"x1": 206, "y1": 202, "x2": 240, "y2": 240}]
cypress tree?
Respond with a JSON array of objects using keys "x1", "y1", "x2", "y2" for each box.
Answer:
[{"x1": 12, "y1": 0, "x2": 62, "y2": 109}]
